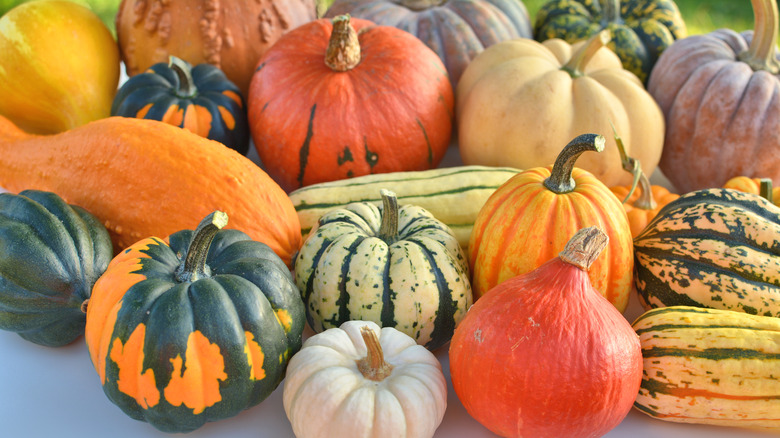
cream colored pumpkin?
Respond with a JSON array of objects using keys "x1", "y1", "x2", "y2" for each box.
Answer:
[
  {"x1": 456, "y1": 30, "x2": 664, "y2": 187},
  {"x1": 283, "y1": 320, "x2": 447, "y2": 438}
]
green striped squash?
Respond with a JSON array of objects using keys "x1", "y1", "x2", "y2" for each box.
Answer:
[
  {"x1": 534, "y1": 0, "x2": 687, "y2": 83},
  {"x1": 633, "y1": 188, "x2": 780, "y2": 317},
  {"x1": 632, "y1": 306, "x2": 780, "y2": 430},
  {"x1": 293, "y1": 190, "x2": 472, "y2": 350},
  {"x1": 288, "y1": 165, "x2": 521, "y2": 250}
]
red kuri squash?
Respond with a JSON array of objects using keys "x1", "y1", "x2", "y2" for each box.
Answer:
[{"x1": 247, "y1": 15, "x2": 454, "y2": 192}]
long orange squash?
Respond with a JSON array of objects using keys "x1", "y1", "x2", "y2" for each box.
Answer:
[{"x1": 0, "y1": 115, "x2": 301, "y2": 267}]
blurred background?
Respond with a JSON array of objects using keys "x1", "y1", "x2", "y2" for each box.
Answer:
[{"x1": 0, "y1": 0, "x2": 764, "y2": 40}]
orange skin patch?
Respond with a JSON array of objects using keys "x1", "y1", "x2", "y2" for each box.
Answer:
[
  {"x1": 136, "y1": 103, "x2": 154, "y2": 119},
  {"x1": 244, "y1": 332, "x2": 266, "y2": 381},
  {"x1": 85, "y1": 237, "x2": 162, "y2": 384},
  {"x1": 164, "y1": 331, "x2": 228, "y2": 415},
  {"x1": 274, "y1": 309, "x2": 292, "y2": 333},
  {"x1": 110, "y1": 323, "x2": 160, "y2": 409},
  {"x1": 222, "y1": 90, "x2": 242, "y2": 107},
  {"x1": 218, "y1": 106, "x2": 235, "y2": 130}
]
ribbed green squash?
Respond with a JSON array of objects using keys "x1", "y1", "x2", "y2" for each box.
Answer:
[
  {"x1": 294, "y1": 190, "x2": 472, "y2": 350},
  {"x1": 0, "y1": 190, "x2": 112, "y2": 347},
  {"x1": 633, "y1": 188, "x2": 780, "y2": 317},
  {"x1": 632, "y1": 306, "x2": 780, "y2": 430},
  {"x1": 111, "y1": 56, "x2": 249, "y2": 154},
  {"x1": 533, "y1": 0, "x2": 687, "y2": 83},
  {"x1": 84, "y1": 212, "x2": 304, "y2": 433}
]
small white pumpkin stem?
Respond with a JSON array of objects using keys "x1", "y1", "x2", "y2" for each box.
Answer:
[
  {"x1": 562, "y1": 30, "x2": 611, "y2": 78},
  {"x1": 559, "y1": 227, "x2": 609, "y2": 271},
  {"x1": 325, "y1": 15, "x2": 361, "y2": 72},
  {"x1": 356, "y1": 325, "x2": 394, "y2": 381}
]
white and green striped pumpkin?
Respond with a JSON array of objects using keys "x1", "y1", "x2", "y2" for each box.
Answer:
[{"x1": 293, "y1": 189, "x2": 472, "y2": 350}]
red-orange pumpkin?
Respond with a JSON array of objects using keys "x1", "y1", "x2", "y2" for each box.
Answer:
[
  {"x1": 450, "y1": 227, "x2": 643, "y2": 438},
  {"x1": 247, "y1": 15, "x2": 454, "y2": 192}
]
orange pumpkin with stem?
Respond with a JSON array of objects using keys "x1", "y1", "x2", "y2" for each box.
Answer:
[
  {"x1": 469, "y1": 133, "x2": 633, "y2": 312},
  {"x1": 723, "y1": 176, "x2": 780, "y2": 205},
  {"x1": 609, "y1": 129, "x2": 679, "y2": 237}
]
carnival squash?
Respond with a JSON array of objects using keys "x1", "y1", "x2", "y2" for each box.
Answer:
[
  {"x1": 0, "y1": 190, "x2": 112, "y2": 347},
  {"x1": 112, "y1": 56, "x2": 249, "y2": 155},
  {"x1": 457, "y1": 30, "x2": 664, "y2": 187},
  {"x1": 469, "y1": 134, "x2": 634, "y2": 311},
  {"x1": 85, "y1": 212, "x2": 305, "y2": 433},
  {"x1": 283, "y1": 321, "x2": 447, "y2": 438},
  {"x1": 450, "y1": 227, "x2": 643, "y2": 438},
  {"x1": 633, "y1": 306, "x2": 780, "y2": 430},
  {"x1": 0, "y1": 0, "x2": 120, "y2": 134},
  {"x1": 633, "y1": 188, "x2": 780, "y2": 317},
  {"x1": 115, "y1": 0, "x2": 317, "y2": 96},
  {"x1": 648, "y1": 0, "x2": 780, "y2": 193},
  {"x1": 294, "y1": 190, "x2": 472, "y2": 350},
  {"x1": 0, "y1": 115, "x2": 300, "y2": 267},
  {"x1": 324, "y1": 0, "x2": 533, "y2": 85},
  {"x1": 534, "y1": 0, "x2": 687, "y2": 83},
  {"x1": 248, "y1": 15, "x2": 454, "y2": 192}
]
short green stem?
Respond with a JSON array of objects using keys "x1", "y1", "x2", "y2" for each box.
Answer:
[
  {"x1": 169, "y1": 56, "x2": 197, "y2": 98},
  {"x1": 738, "y1": 0, "x2": 780, "y2": 74},
  {"x1": 325, "y1": 15, "x2": 361, "y2": 72},
  {"x1": 601, "y1": 0, "x2": 622, "y2": 25},
  {"x1": 562, "y1": 30, "x2": 611, "y2": 78},
  {"x1": 379, "y1": 189, "x2": 399, "y2": 243},
  {"x1": 760, "y1": 178, "x2": 774, "y2": 204},
  {"x1": 544, "y1": 134, "x2": 606, "y2": 194},
  {"x1": 175, "y1": 211, "x2": 228, "y2": 283}
]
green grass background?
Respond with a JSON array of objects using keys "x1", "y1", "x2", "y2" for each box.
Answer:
[{"x1": 0, "y1": 0, "x2": 767, "y2": 41}]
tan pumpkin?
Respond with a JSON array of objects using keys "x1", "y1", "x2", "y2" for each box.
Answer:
[
  {"x1": 457, "y1": 30, "x2": 664, "y2": 187},
  {"x1": 647, "y1": 0, "x2": 780, "y2": 193},
  {"x1": 115, "y1": 0, "x2": 317, "y2": 96}
]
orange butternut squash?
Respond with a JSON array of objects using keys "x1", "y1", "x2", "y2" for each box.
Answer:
[{"x1": 0, "y1": 115, "x2": 301, "y2": 267}]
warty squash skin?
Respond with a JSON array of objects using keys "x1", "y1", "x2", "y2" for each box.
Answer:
[
  {"x1": 115, "y1": 0, "x2": 318, "y2": 96},
  {"x1": 647, "y1": 0, "x2": 780, "y2": 193},
  {"x1": 0, "y1": 190, "x2": 113, "y2": 347},
  {"x1": 632, "y1": 306, "x2": 780, "y2": 430},
  {"x1": 0, "y1": 115, "x2": 301, "y2": 268},
  {"x1": 85, "y1": 212, "x2": 305, "y2": 433},
  {"x1": 324, "y1": 0, "x2": 533, "y2": 85},
  {"x1": 457, "y1": 30, "x2": 664, "y2": 187},
  {"x1": 633, "y1": 188, "x2": 780, "y2": 317},
  {"x1": 248, "y1": 15, "x2": 454, "y2": 192}
]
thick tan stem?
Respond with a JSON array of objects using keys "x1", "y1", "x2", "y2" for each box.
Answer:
[
  {"x1": 325, "y1": 15, "x2": 361, "y2": 72},
  {"x1": 356, "y1": 325, "x2": 394, "y2": 381},
  {"x1": 739, "y1": 0, "x2": 780, "y2": 74},
  {"x1": 559, "y1": 227, "x2": 609, "y2": 271},
  {"x1": 562, "y1": 30, "x2": 611, "y2": 78}
]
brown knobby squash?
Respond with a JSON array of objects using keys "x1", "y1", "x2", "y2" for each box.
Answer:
[
  {"x1": 0, "y1": 115, "x2": 300, "y2": 267},
  {"x1": 648, "y1": 0, "x2": 780, "y2": 192},
  {"x1": 115, "y1": 0, "x2": 318, "y2": 96}
]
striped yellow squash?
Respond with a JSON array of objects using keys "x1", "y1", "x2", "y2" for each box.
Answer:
[
  {"x1": 632, "y1": 306, "x2": 780, "y2": 430},
  {"x1": 633, "y1": 188, "x2": 780, "y2": 317},
  {"x1": 288, "y1": 165, "x2": 521, "y2": 249},
  {"x1": 293, "y1": 190, "x2": 472, "y2": 350}
]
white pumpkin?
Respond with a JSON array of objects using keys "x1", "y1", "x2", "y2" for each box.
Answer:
[{"x1": 283, "y1": 320, "x2": 448, "y2": 438}]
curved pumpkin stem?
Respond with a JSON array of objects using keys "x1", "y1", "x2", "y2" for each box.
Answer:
[
  {"x1": 562, "y1": 30, "x2": 611, "y2": 78},
  {"x1": 612, "y1": 121, "x2": 641, "y2": 204},
  {"x1": 379, "y1": 189, "x2": 399, "y2": 244},
  {"x1": 325, "y1": 15, "x2": 361, "y2": 72},
  {"x1": 559, "y1": 226, "x2": 609, "y2": 271},
  {"x1": 175, "y1": 211, "x2": 228, "y2": 283},
  {"x1": 760, "y1": 178, "x2": 774, "y2": 204},
  {"x1": 544, "y1": 134, "x2": 606, "y2": 194},
  {"x1": 356, "y1": 325, "x2": 394, "y2": 381},
  {"x1": 168, "y1": 56, "x2": 197, "y2": 98},
  {"x1": 739, "y1": 0, "x2": 780, "y2": 74}
]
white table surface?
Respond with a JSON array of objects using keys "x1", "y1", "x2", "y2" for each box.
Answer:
[{"x1": 1, "y1": 143, "x2": 777, "y2": 437}]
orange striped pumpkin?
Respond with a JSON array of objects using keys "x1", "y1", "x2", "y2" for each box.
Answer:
[{"x1": 468, "y1": 134, "x2": 634, "y2": 312}]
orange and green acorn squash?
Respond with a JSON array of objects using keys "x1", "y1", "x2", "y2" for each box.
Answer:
[{"x1": 84, "y1": 211, "x2": 305, "y2": 433}]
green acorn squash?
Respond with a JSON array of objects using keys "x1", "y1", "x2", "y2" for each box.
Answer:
[
  {"x1": 533, "y1": 0, "x2": 687, "y2": 83},
  {"x1": 294, "y1": 189, "x2": 472, "y2": 350},
  {"x1": 111, "y1": 56, "x2": 249, "y2": 155},
  {"x1": 0, "y1": 190, "x2": 113, "y2": 347},
  {"x1": 633, "y1": 188, "x2": 780, "y2": 317},
  {"x1": 84, "y1": 211, "x2": 305, "y2": 433}
]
